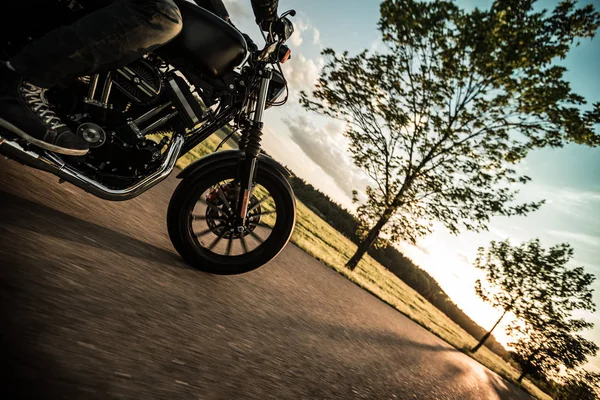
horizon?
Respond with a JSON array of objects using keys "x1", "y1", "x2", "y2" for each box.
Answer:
[{"x1": 224, "y1": 0, "x2": 600, "y2": 372}]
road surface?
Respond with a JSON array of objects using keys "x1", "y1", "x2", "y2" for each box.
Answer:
[{"x1": 0, "y1": 157, "x2": 531, "y2": 399}]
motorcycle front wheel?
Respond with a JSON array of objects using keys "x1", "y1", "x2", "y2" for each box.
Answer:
[{"x1": 167, "y1": 160, "x2": 296, "y2": 274}]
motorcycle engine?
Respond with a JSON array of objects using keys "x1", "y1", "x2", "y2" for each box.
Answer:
[
  {"x1": 112, "y1": 60, "x2": 164, "y2": 106},
  {"x1": 47, "y1": 58, "x2": 174, "y2": 188}
]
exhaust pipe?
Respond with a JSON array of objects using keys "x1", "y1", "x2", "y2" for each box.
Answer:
[{"x1": 0, "y1": 133, "x2": 185, "y2": 201}]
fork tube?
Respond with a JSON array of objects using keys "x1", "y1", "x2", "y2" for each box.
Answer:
[
  {"x1": 237, "y1": 72, "x2": 271, "y2": 225},
  {"x1": 253, "y1": 76, "x2": 270, "y2": 123},
  {"x1": 238, "y1": 157, "x2": 257, "y2": 221}
]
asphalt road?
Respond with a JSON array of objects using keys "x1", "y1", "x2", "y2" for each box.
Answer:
[{"x1": 0, "y1": 156, "x2": 531, "y2": 400}]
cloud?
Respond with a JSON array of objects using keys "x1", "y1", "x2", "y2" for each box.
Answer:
[
  {"x1": 290, "y1": 19, "x2": 309, "y2": 48},
  {"x1": 457, "y1": 253, "x2": 471, "y2": 265},
  {"x1": 312, "y1": 27, "x2": 321, "y2": 45},
  {"x1": 488, "y1": 227, "x2": 512, "y2": 240},
  {"x1": 560, "y1": 189, "x2": 600, "y2": 205},
  {"x1": 546, "y1": 187, "x2": 600, "y2": 207},
  {"x1": 416, "y1": 243, "x2": 431, "y2": 255},
  {"x1": 370, "y1": 39, "x2": 384, "y2": 53},
  {"x1": 277, "y1": 17, "x2": 324, "y2": 95},
  {"x1": 541, "y1": 186, "x2": 600, "y2": 222},
  {"x1": 288, "y1": 19, "x2": 322, "y2": 48},
  {"x1": 547, "y1": 230, "x2": 600, "y2": 247},
  {"x1": 284, "y1": 115, "x2": 366, "y2": 196},
  {"x1": 283, "y1": 54, "x2": 321, "y2": 92}
]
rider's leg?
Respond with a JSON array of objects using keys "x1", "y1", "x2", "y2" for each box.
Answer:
[
  {"x1": 0, "y1": 0, "x2": 182, "y2": 156},
  {"x1": 11, "y1": 0, "x2": 182, "y2": 88}
]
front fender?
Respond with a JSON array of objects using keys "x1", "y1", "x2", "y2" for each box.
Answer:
[{"x1": 176, "y1": 150, "x2": 291, "y2": 179}]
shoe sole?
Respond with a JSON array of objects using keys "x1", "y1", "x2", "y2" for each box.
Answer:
[{"x1": 0, "y1": 118, "x2": 89, "y2": 156}]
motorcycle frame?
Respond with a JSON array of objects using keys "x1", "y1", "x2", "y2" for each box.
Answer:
[{"x1": 0, "y1": 61, "x2": 276, "y2": 205}]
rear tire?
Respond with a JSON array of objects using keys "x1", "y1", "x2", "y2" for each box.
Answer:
[{"x1": 167, "y1": 159, "x2": 296, "y2": 274}]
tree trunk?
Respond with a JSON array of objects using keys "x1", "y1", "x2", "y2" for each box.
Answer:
[
  {"x1": 471, "y1": 308, "x2": 508, "y2": 353},
  {"x1": 346, "y1": 175, "x2": 414, "y2": 271},
  {"x1": 346, "y1": 211, "x2": 392, "y2": 270},
  {"x1": 517, "y1": 349, "x2": 539, "y2": 385}
]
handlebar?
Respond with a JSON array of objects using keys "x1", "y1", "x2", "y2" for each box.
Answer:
[
  {"x1": 264, "y1": 11, "x2": 295, "y2": 42},
  {"x1": 279, "y1": 10, "x2": 296, "y2": 19},
  {"x1": 256, "y1": 10, "x2": 295, "y2": 63}
]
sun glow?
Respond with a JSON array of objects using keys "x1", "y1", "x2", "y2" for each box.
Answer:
[{"x1": 397, "y1": 229, "x2": 521, "y2": 350}]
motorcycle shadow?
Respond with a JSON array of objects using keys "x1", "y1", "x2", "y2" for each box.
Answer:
[{"x1": 0, "y1": 190, "x2": 186, "y2": 269}]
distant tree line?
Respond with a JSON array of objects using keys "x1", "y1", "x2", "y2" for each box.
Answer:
[{"x1": 288, "y1": 174, "x2": 508, "y2": 358}]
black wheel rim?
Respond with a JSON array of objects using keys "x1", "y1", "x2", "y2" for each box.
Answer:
[{"x1": 189, "y1": 178, "x2": 279, "y2": 257}]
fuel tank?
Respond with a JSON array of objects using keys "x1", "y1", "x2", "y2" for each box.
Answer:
[{"x1": 159, "y1": 1, "x2": 248, "y2": 78}]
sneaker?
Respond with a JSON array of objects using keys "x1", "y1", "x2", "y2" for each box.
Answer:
[{"x1": 0, "y1": 66, "x2": 89, "y2": 156}]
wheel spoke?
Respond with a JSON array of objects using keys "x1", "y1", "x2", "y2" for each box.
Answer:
[
  {"x1": 191, "y1": 182, "x2": 279, "y2": 254},
  {"x1": 194, "y1": 225, "x2": 227, "y2": 238},
  {"x1": 239, "y1": 234, "x2": 249, "y2": 254},
  {"x1": 248, "y1": 221, "x2": 273, "y2": 229},
  {"x1": 216, "y1": 184, "x2": 232, "y2": 216},
  {"x1": 225, "y1": 236, "x2": 234, "y2": 256},
  {"x1": 248, "y1": 229, "x2": 265, "y2": 244},
  {"x1": 209, "y1": 201, "x2": 226, "y2": 216},
  {"x1": 207, "y1": 229, "x2": 229, "y2": 250},
  {"x1": 193, "y1": 214, "x2": 226, "y2": 222},
  {"x1": 198, "y1": 198, "x2": 226, "y2": 216},
  {"x1": 248, "y1": 196, "x2": 271, "y2": 213},
  {"x1": 249, "y1": 210, "x2": 276, "y2": 218}
]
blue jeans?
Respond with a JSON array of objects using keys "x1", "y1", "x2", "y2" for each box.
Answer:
[{"x1": 10, "y1": 0, "x2": 183, "y2": 88}]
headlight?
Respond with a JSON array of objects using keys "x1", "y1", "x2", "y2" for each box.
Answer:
[{"x1": 266, "y1": 69, "x2": 286, "y2": 108}]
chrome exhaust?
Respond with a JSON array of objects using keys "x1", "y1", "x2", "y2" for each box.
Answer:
[{"x1": 0, "y1": 133, "x2": 185, "y2": 201}]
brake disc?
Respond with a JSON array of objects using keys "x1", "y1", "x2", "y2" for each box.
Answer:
[{"x1": 205, "y1": 183, "x2": 262, "y2": 238}]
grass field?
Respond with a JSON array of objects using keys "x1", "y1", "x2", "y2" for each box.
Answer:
[{"x1": 175, "y1": 133, "x2": 551, "y2": 400}]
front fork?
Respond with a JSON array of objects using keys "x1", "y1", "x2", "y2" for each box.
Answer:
[{"x1": 235, "y1": 70, "x2": 272, "y2": 226}]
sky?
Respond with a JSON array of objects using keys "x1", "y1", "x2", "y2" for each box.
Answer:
[{"x1": 224, "y1": 0, "x2": 600, "y2": 371}]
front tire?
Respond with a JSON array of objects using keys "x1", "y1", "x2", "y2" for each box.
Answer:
[{"x1": 167, "y1": 159, "x2": 296, "y2": 274}]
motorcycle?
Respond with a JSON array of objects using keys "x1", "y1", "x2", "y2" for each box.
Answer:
[{"x1": 0, "y1": 1, "x2": 297, "y2": 275}]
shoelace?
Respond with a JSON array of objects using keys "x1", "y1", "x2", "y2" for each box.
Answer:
[{"x1": 21, "y1": 82, "x2": 67, "y2": 129}]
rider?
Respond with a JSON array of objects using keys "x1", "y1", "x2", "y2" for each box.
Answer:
[{"x1": 0, "y1": 0, "x2": 278, "y2": 156}]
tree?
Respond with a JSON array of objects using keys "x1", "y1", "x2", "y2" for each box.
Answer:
[
  {"x1": 553, "y1": 369, "x2": 600, "y2": 400},
  {"x1": 508, "y1": 318, "x2": 598, "y2": 383},
  {"x1": 471, "y1": 239, "x2": 596, "y2": 353},
  {"x1": 300, "y1": 0, "x2": 600, "y2": 270}
]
